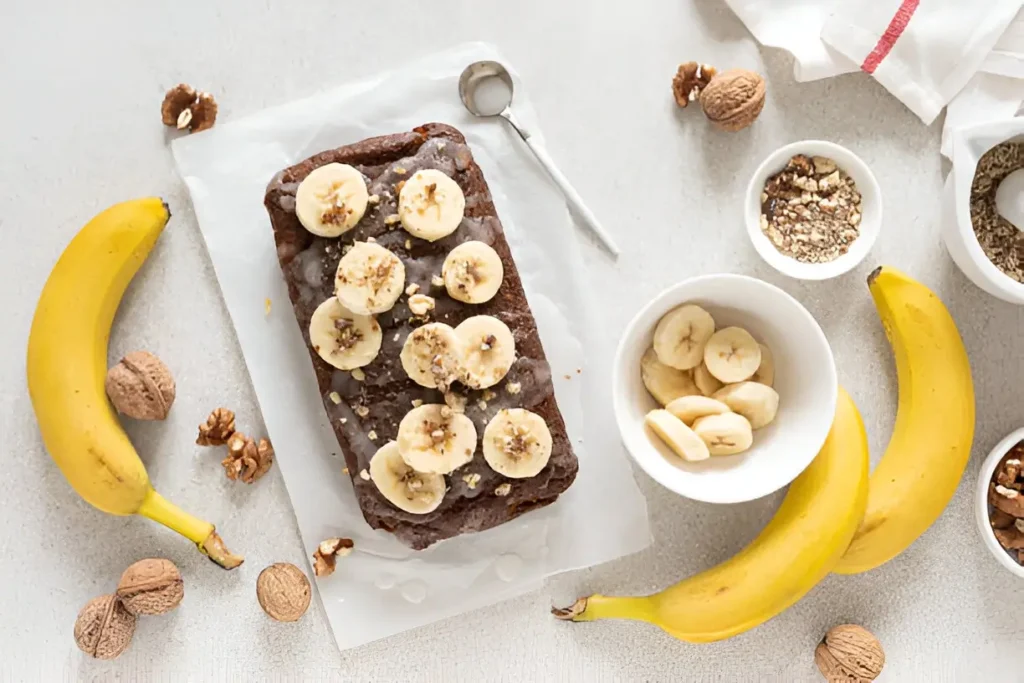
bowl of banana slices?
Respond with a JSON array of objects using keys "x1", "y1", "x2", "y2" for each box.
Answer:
[{"x1": 613, "y1": 274, "x2": 837, "y2": 504}]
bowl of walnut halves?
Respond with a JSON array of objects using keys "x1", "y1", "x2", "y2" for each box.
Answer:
[{"x1": 977, "y1": 427, "x2": 1024, "y2": 577}]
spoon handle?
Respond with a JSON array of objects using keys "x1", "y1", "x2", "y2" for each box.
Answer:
[{"x1": 500, "y1": 110, "x2": 621, "y2": 257}]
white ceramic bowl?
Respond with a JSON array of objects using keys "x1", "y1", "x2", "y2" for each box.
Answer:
[
  {"x1": 613, "y1": 274, "x2": 837, "y2": 504},
  {"x1": 744, "y1": 140, "x2": 882, "y2": 280},
  {"x1": 975, "y1": 427, "x2": 1024, "y2": 577},
  {"x1": 943, "y1": 119, "x2": 1024, "y2": 305}
]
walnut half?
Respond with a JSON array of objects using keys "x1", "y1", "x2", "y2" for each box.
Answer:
[{"x1": 672, "y1": 62, "x2": 717, "y2": 108}]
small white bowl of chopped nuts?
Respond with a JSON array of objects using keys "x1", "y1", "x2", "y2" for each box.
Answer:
[
  {"x1": 745, "y1": 140, "x2": 882, "y2": 280},
  {"x1": 976, "y1": 427, "x2": 1024, "y2": 578}
]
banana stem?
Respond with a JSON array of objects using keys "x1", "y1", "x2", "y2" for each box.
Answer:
[
  {"x1": 137, "y1": 489, "x2": 244, "y2": 569},
  {"x1": 552, "y1": 594, "x2": 657, "y2": 624}
]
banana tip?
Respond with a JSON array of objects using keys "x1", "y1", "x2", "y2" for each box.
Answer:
[
  {"x1": 162, "y1": 199, "x2": 171, "y2": 221},
  {"x1": 867, "y1": 266, "x2": 882, "y2": 286},
  {"x1": 551, "y1": 597, "x2": 588, "y2": 621}
]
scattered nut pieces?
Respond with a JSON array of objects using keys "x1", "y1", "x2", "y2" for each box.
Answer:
[
  {"x1": 256, "y1": 563, "x2": 311, "y2": 622},
  {"x1": 672, "y1": 62, "x2": 717, "y2": 108},
  {"x1": 74, "y1": 594, "x2": 136, "y2": 660},
  {"x1": 368, "y1": 194, "x2": 380, "y2": 205},
  {"x1": 699, "y1": 68, "x2": 765, "y2": 132},
  {"x1": 359, "y1": 469, "x2": 371, "y2": 481},
  {"x1": 411, "y1": 399, "x2": 424, "y2": 408},
  {"x1": 222, "y1": 432, "x2": 274, "y2": 484},
  {"x1": 367, "y1": 430, "x2": 378, "y2": 441},
  {"x1": 385, "y1": 214, "x2": 401, "y2": 225},
  {"x1": 405, "y1": 283, "x2": 420, "y2": 296},
  {"x1": 196, "y1": 407, "x2": 236, "y2": 446},
  {"x1": 494, "y1": 483, "x2": 512, "y2": 497},
  {"x1": 160, "y1": 83, "x2": 218, "y2": 133},
  {"x1": 355, "y1": 405, "x2": 370, "y2": 418},
  {"x1": 351, "y1": 368, "x2": 366, "y2": 382},
  {"x1": 329, "y1": 391, "x2": 342, "y2": 404},
  {"x1": 116, "y1": 558, "x2": 184, "y2": 616},
  {"x1": 506, "y1": 382, "x2": 522, "y2": 395},
  {"x1": 463, "y1": 472, "x2": 481, "y2": 489},
  {"x1": 105, "y1": 351, "x2": 176, "y2": 421},
  {"x1": 312, "y1": 538, "x2": 354, "y2": 577},
  {"x1": 431, "y1": 274, "x2": 445, "y2": 288},
  {"x1": 814, "y1": 624, "x2": 884, "y2": 682},
  {"x1": 408, "y1": 294, "x2": 436, "y2": 317},
  {"x1": 760, "y1": 155, "x2": 862, "y2": 264}
]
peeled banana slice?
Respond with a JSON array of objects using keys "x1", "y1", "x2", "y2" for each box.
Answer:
[
  {"x1": 645, "y1": 409, "x2": 710, "y2": 462},
  {"x1": 455, "y1": 315, "x2": 516, "y2": 389},
  {"x1": 308, "y1": 297, "x2": 382, "y2": 370},
  {"x1": 443, "y1": 241, "x2": 504, "y2": 304},
  {"x1": 713, "y1": 382, "x2": 780, "y2": 430},
  {"x1": 694, "y1": 362, "x2": 724, "y2": 396},
  {"x1": 397, "y1": 404, "x2": 477, "y2": 474},
  {"x1": 335, "y1": 241, "x2": 406, "y2": 315},
  {"x1": 295, "y1": 163, "x2": 369, "y2": 237},
  {"x1": 703, "y1": 327, "x2": 761, "y2": 383},
  {"x1": 398, "y1": 169, "x2": 466, "y2": 241},
  {"x1": 751, "y1": 343, "x2": 775, "y2": 387},
  {"x1": 400, "y1": 323, "x2": 464, "y2": 390},
  {"x1": 653, "y1": 304, "x2": 716, "y2": 370},
  {"x1": 666, "y1": 395, "x2": 731, "y2": 426},
  {"x1": 482, "y1": 408, "x2": 553, "y2": 478},
  {"x1": 692, "y1": 412, "x2": 753, "y2": 455},
  {"x1": 369, "y1": 441, "x2": 446, "y2": 514},
  {"x1": 640, "y1": 348, "x2": 699, "y2": 406}
]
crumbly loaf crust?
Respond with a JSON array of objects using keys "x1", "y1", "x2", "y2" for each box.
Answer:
[{"x1": 264, "y1": 123, "x2": 578, "y2": 549}]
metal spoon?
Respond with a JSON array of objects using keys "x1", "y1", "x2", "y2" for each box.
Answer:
[{"x1": 458, "y1": 60, "x2": 620, "y2": 257}]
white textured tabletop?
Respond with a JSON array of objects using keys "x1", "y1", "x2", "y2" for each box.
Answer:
[{"x1": 2, "y1": 1, "x2": 1021, "y2": 681}]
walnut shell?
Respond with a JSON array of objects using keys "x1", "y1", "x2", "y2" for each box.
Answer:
[
  {"x1": 105, "y1": 351, "x2": 176, "y2": 420},
  {"x1": 74, "y1": 594, "x2": 136, "y2": 660},
  {"x1": 814, "y1": 624, "x2": 884, "y2": 681},
  {"x1": 256, "y1": 563, "x2": 311, "y2": 622},
  {"x1": 699, "y1": 68, "x2": 766, "y2": 132},
  {"x1": 116, "y1": 558, "x2": 184, "y2": 616}
]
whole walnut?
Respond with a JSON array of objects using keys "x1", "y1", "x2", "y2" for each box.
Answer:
[
  {"x1": 815, "y1": 624, "x2": 885, "y2": 681},
  {"x1": 105, "y1": 351, "x2": 176, "y2": 420},
  {"x1": 116, "y1": 558, "x2": 184, "y2": 616},
  {"x1": 699, "y1": 68, "x2": 766, "y2": 132},
  {"x1": 74, "y1": 594, "x2": 136, "y2": 660}
]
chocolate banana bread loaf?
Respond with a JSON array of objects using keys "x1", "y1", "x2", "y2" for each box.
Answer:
[{"x1": 264, "y1": 123, "x2": 578, "y2": 549}]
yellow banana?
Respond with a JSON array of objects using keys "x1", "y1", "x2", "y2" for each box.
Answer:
[
  {"x1": 27, "y1": 198, "x2": 242, "y2": 569},
  {"x1": 553, "y1": 387, "x2": 869, "y2": 643},
  {"x1": 834, "y1": 266, "x2": 974, "y2": 574}
]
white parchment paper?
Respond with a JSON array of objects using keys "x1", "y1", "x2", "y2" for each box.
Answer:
[{"x1": 171, "y1": 42, "x2": 650, "y2": 650}]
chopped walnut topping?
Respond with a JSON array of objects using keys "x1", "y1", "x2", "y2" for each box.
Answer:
[
  {"x1": 482, "y1": 389, "x2": 497, "y2": 401},
  {"x1": 477, "y1": 400, "x2": 488, "y2": 411},
  {"x1": 997, "y1": 484, "x2": 1020, "y2": 499},
  {"x1": 367, "y1": 194, "x2": 380, "y2": 205},
  {"x1": 405, "y1": 239, "x2": 412, "y2": 250},
  {"x1": 408, "y1": 294, "x2": 436, "y2": 317},
  {"x1": 463, "y1": 472, "x2": 481, "y2": 489},
  {"x1": 506, "y1": 382, "x2": 522, "y2": 395},
  {"x1": 329, "y1": 391, "x2": 342, "y2": 404},
  {"x1": 368, "y1": 430, "x2": 378, "y2": 441},
  {"x1": 494, "y1": 483, "x2": 512, "y2": 497},
  {"x1": 355, "y1": 405, "x2": 370, "y2": 418},
  {"x1": 313, "y1": 538, "x2": 354, "y2": 577},
  {"x1": 406, "y1": 283, "x2": 420, "y2": 296},
  {"x1": 359, "y1": 469, "x2": 370, "y2": 481},
  {"x1": 411, "y1": 399, "x2": 424, "y2": 408},
  {"x1": 196, "y1": 408, "x2": 236, "y2": 446},
  {"x1": 394, "y1": 167, "x2": 407, "y2": 175},
  {"x1": 351, "y1": 368, "x2": 366, "y2": 382},
  {"x1": 431, "y1": 274, "x2": 445, "y2": 288},
  {"x1": 384, "y1": 214, "x2": 401, "y2": 225}
]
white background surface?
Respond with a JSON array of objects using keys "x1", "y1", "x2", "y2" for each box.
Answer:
[{"x1": 2, "y1": 0, "x2": 1022, "y2": 680}]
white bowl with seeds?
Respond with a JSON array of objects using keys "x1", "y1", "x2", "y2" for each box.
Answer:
[
  {"x1": 943, "y1": 119, "x2": 1024, "y2": 304},
  {"x1": 745, "y1": 140, "x2": 882, "y2": 281}
]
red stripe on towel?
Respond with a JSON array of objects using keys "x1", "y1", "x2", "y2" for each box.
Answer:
[{"x1": 861, "y1": 0, "x2": 921, "y2": 73}]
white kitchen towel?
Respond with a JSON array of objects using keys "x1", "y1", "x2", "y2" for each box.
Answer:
[
  {"x1": 726, "y1": 0, "x2": 1024, "y2": 107},
  {"x1": 820, "y1": 0, "x2": 1024, "y2": 124}
]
